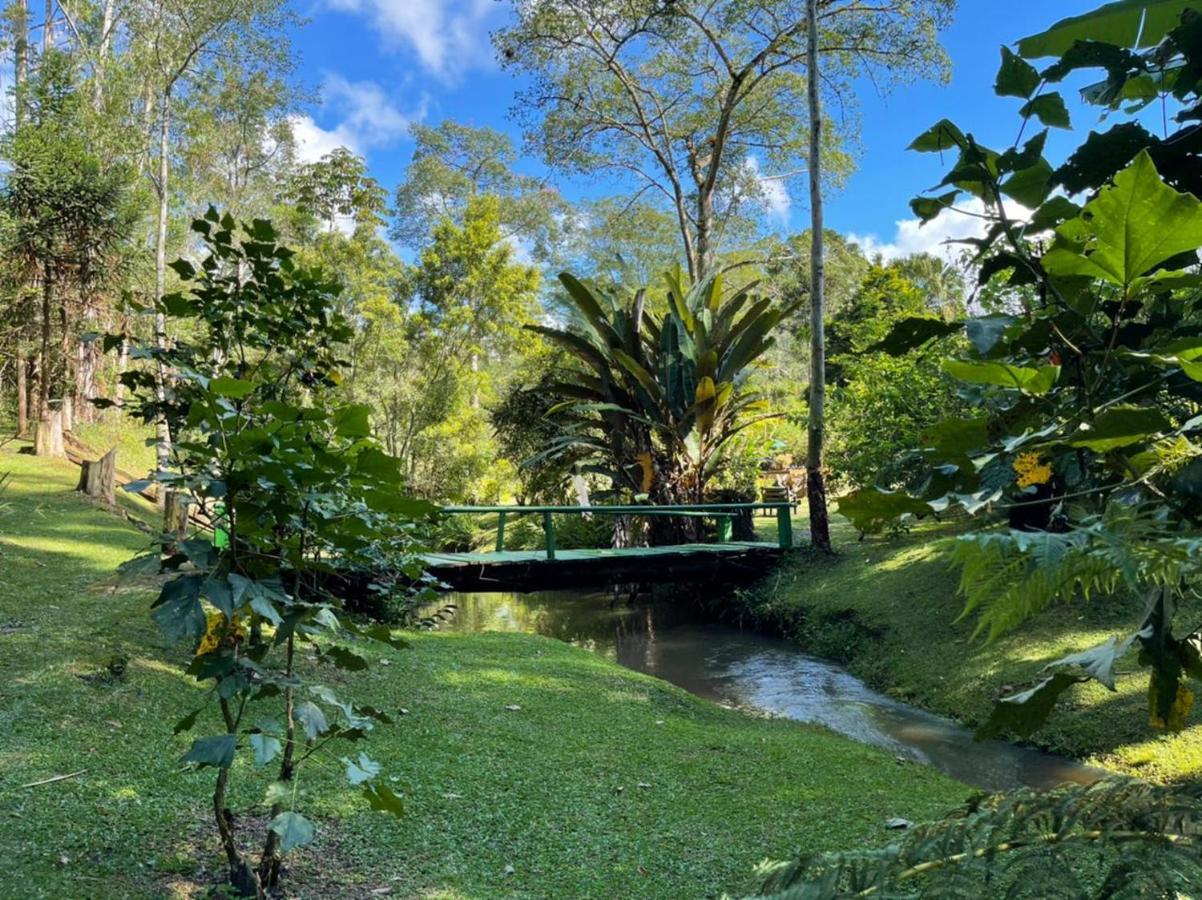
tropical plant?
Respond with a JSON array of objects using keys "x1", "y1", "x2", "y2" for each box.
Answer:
[
  {"x1": 839, "y1": 2, "x2": 1202, "y2": 737},
  {"x1": 110, "y1": 209, "x2": 430, "y2": 896},
  {"x1": 748, "y1": 777, "x2": 1202, "y2": 899},
  {"x1": 531, "y1": 269, "x2": 795, "y2": 543}
]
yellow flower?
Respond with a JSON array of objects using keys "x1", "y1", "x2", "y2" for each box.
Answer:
[
  {"x1": 1013, "y1": 451, "x2": 1052, "y2": 489},
  {"x1": 195, "y1": 610, "x2": 245, "y2": 657}
]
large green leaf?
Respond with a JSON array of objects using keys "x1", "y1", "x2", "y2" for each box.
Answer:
[
  {"x1": 865, "y1": 317, "x2": 961, "y2": 355},
  {"x1": 182, "y1": 734, "x2": 237, "y2": 769},
  {"x1": 837, "y1": 489, "x2": 931, "y2": 534},
  {"x1": 996, "y1": 47, "x2": 1041, "y2": 98},
  {"x1": 908, "y1": 119, "x2": 966, "y2": 153},
  {"x1": 1066, "y1": 405, "x2": 1173, "y2": 452},
  {"x1": 268, "y1": 811, "x2": 315, "y2": 853},
  {"x1": 1018, "y1": 1, "x2": 1198, "y2": 58},
  {"x1": 151, "y1": 575, "x2": 206, "y2": 642},
  {"x1": 943, "y1": 359, "x2": 1061, "y2": 395},
  {"x1": 1042, "y1": 150, "x2": 1202, "y2": 295},
  {"x1": 975, "y1": 672, "x2": 1087, "y2": 739}
]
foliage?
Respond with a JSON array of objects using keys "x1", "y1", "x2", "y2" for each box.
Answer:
[
  {"x1": 825, "y1": 263, "x2": 966, "y2": 490},
  {"x1": 533, "y1": 269, "x2": 795, "y2": 542},
  {"x1": 361, "y1": 194, "x2": 540, "y2": 501},
  {"x1": 750, "y1": 777, "x2": 1202, "y2": 898},
  {"x1": 0, "y1": 49, "x2": 136, "y2": 413},
  {"x1": 111, "y1": 210, "x2": 430, "y2": 895},
  {"x1": 845, "y1": 3, "x2": 1202, "y2": 739},
  {"x1": 391, "y1": 120, "x2": 570, "y2": 261},
  {"x1": 285, "y1": 147, "x2": 388, "y2": 240},
  {"x1": 496, "y1": 0, "x2": 954, "y2": 277}
]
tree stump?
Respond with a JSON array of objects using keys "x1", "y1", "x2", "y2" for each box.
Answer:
[
  {"x1": 76, "y1": 449, "x2": 117, "y2": 504},
  {"x1": 163, "y1": 489, "x2": 189, "y2": 553},
  {"x1": 33, "y1": 406, "x2": 65, "y2": 458}
]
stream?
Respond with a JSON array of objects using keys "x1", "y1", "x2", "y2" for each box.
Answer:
[{"x1": 428, "y1": 586, "x2": 1105, "y2": 793}]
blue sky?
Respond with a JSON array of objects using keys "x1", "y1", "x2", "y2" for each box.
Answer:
[{"x1": 288, "y1": 1, "x2": 1107, "y2": 259}]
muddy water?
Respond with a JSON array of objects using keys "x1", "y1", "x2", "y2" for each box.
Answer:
[{"x1": 429, "y1": 587, "x2": 1105, "y2": 793}]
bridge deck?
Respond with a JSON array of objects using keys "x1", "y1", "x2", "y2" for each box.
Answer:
[{"x1": 423, "y1": 541, "x2": 784, "y2": 592}]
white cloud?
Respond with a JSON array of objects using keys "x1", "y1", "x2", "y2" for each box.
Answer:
[
  {"x1": 744, "y1": 156, "x2": 792, "y2": 223},
  {"x1": 290, "y1": 73, "x2": 426, "y2": 163},
  {"x1": 324, "y1": 0, "x2": 501, "y2": 80},
  {"x1": 847, "y1": 198, "x2": 1030, "y2": 264}
]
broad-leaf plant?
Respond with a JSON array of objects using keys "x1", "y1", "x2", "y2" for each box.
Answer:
[
  {"x1": 530, "y1": 268, "x2": 795, "y2": 543},
  {"x1": 842, "y1": 3, "x2": 1202, "y2": 739},
  {"x1": 110, "y1": 209, "x2": 433, "y2": 896}
]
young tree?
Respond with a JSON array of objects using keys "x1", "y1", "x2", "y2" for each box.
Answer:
[
  {"x1": 496, "y1": 0, "x2": 954, "y2": 278},
  {"x1": 114, "y1": 211, "x2": 417, "y2": 896}
]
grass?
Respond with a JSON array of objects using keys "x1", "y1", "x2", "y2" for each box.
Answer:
[
  {"x1": 742, "y1": 511, "x2": 1202, "y2": 783},
  {"x1": 0, "y1": 443, "x2": 970, "y2": 899},
  {"x1": 72, "y1": 417, "x2": 158, "y2": 476}
]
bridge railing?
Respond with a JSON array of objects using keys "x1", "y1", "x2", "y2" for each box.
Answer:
[{"x1": 440, "y1": 503, "x2": 794, "y2": 560}]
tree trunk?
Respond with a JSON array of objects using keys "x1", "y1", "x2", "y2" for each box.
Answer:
[
  {"x1": 154, "y1": 90, "x2": 172, "y2": 486},
  {"x1": 76, "y1": 449, "x2": 116, "y2": 504},
  {"x1": 41, "y1": 0, "x2": 51, "y2": 52},
  {"x1": 34, "y1": 404, "x2": 64, "y2": 458},
  {"x1": 39, "y1": 265, "x2": 52, "y2": 419},
  {"x1": 91, "y1": 0, "x2": 116, "y2": 110},
  {"x1": 16, "y1": 347, "x2": 28, "y2": 437},
  {"x1": 13, "y1": 0, "x2": 27, "y2": 125},
  {"x1": 805, "y1": 0, "x2": 832, "y2": 552},
  {"x1": 114, "y1": 319, "x2": 129, "y2": 405}
]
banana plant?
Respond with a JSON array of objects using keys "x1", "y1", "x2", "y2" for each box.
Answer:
[{"x1": 528, "y1": 267, "x2": 796, "y2": 538}]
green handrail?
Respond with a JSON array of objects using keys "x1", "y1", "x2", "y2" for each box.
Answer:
[{"x1": 441, "y1": 502, "x2": 794, "y2": 557}]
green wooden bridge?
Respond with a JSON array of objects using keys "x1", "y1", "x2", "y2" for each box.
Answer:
[{"x1": 424, "y1": 502, "x2": 796, "y2": 592}]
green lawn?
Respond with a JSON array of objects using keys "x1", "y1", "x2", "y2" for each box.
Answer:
[
  {"x1": 744, "y1": 510, "x2": 1202, "y2": 783},
  {"x1": 0, "y1": 444, "x2": 969, "y2": 899}
]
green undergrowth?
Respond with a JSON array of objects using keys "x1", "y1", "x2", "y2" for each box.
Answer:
[
  {"x1": 743, "y1": 512, "x2": 1202, "y2": 783},
  {"x1": 0, "y1": 443, "x2": 968, "y2": 898}
]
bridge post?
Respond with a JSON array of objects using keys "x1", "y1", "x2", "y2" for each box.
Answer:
[
  {"x1": 776, "y1": 505, "x2": 793, "y2": 549},
  {"x1": 543, "y1": 511, "x2": 556, "y2": 560},
  {"x1": 717, "y1": 515, "x2": 733, "y2": 542},
  {"x1": 495, "y1": 512, "x2": 506, "y2": 552}
]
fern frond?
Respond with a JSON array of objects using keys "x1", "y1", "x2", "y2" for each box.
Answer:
[{"x1": 748, "y1": 778, "x2": 1202, "y2": 899}]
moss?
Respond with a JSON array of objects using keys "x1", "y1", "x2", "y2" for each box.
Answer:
[{"x1": 0, "y1": 442, "x2": 968, "y2": 898}]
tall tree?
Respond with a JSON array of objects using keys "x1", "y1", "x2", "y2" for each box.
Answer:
[
  {"x1": 496, "y1": 0, "x2": 954, "y2": 278},
  {"x1": 391, "y1": 120, "x2": 570, "y2": 261},
  {"x1": 130, "y1": 0, "x2": 293, "y2": 475},
  {"x1": 0, "y1": 50, "x2": 134, "y2": 449},
  {"x1": 806, "y1": 0, "x2": 830, "y2": 550}
]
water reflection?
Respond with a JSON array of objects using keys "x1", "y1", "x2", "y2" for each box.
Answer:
[{"x1": 431, "y1": 588, "x2": 1106, "y2": 793}]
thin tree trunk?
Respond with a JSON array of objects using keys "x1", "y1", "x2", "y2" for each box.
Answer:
[
  {"x1": 41, "y1": 0, "x2": 51, "y2": 52},
  {"x1": 805, "y1": 0, "x2": 831, "y2": 552},
  {"x1": 16, "y1": 347, "x2": 28, "y2": 436},
  {"x1": 154, "y1": 89, "x2": 172, "y2": 484},
  {"x1": 39, "y1": 265, "x2": 52, "y2": 417},
  {"x1": 13, "y1": 0, "x2": 27, "y2": 124},
  {"x1": 91, "y1": 0, "x2": 115, "y2": 110},
  {"x1": 114, "y1": 313, "x2": 129, "y2": 405}
]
